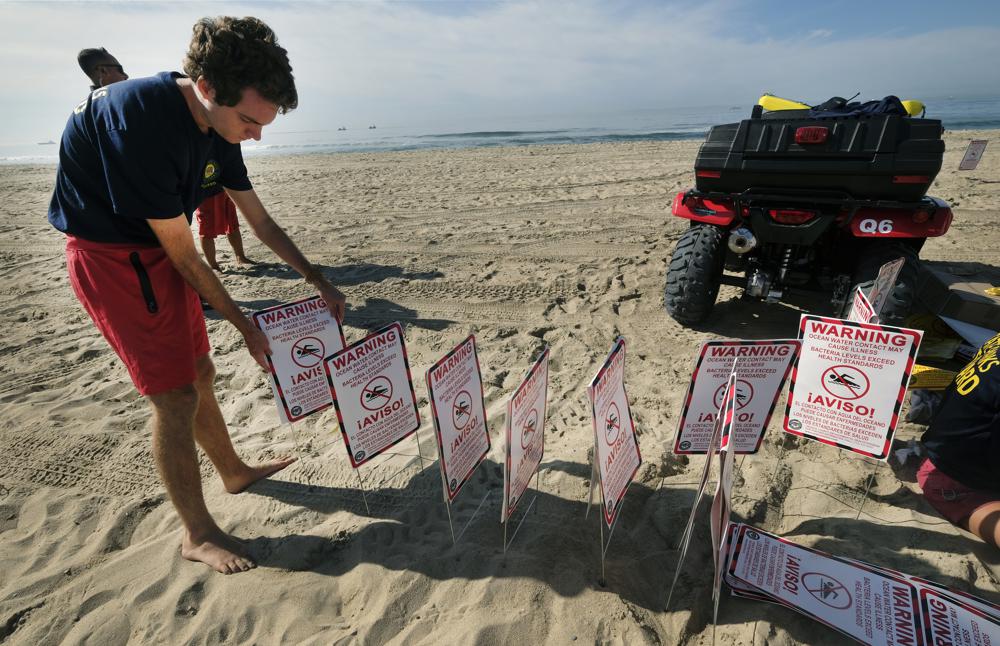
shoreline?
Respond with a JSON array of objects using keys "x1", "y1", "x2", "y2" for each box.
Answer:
[{"x1": 3, "y1": 127, "x2": 998, "y2": 168}]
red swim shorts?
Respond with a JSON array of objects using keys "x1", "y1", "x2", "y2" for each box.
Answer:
[
  {"x1": 65, "y1": 236, "x2": 210, "y2": 396},
  {"x1": 195, "y1": 192, "x2": 239, "y2": 238},
  {"x1": 916, "y1": 457, "x2": 997, "y2": 526}
]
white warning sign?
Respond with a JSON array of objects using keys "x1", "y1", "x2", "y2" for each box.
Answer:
[
  {"x1": 959, "y1": 139, "x2": 988, "y2": 171},
  {"x1": 867, "y1": 257, "x2": 905, "y2": 319},
  {"x1": 588, "y1": 337, "x2": 641, "y2": 529},
  {"x1": 727, "y1": 525, "x2": 922, "y2": 645},
  {"x1": 503, "y1": 347, "x2": 549, "y2": 522},
  {"x1": 324, "y1": 322, "x2": 420, "y2": 467},
  {"x1": 784, "y1": 315, "x2": 922, "y2": 460},
  {"x1": 920, "y1": 588, "x2": 1000, "y2": 644},
  {"x1": 848, "y1": 288, "x2": 877, "y2": 324},
  {"x1": 252, "y1": 296, "x2": 346, "y2": 424},
  {"x1": 426, "y1": 335, "x2": 490, "y2": 502},
  {"x1": 674, "y1": 340, "x2": 800, "y2": 454}
]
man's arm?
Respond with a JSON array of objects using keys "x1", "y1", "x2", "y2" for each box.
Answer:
[
  {"x1": 225, "y1": 188, "x2": 347, "y2": 322},
  {"x1": 148, "y1": 215, "x2": 270, "y2": 369}
]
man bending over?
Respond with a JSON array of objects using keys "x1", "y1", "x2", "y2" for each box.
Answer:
[{"x1": 48, "y1": 16, "x2": 346, "y2": 573}]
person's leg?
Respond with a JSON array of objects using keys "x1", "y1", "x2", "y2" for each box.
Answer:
[
  {"x1": 191, "y1": 354, "x2": 295, "y2": 494},
  {"x1": 200, "y1": 236, "x2": 221, "y2": 271},
  {"x1": 226, "y1": 228, "x2": 254, "y2": 265},
  {"x1": 147, "y1": 384, "x2": 255, "y2": 574},
  {"x1": 964, "y1": 502, "x2": 1000, "y2": 549}
]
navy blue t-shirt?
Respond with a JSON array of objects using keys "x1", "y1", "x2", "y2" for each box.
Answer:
[
  {"x1": 922, "y1": 332, "x2": 1000, "y2": 491},
  {"x1": 48, "y1": 72, "x2": 252, "y2": 244}
]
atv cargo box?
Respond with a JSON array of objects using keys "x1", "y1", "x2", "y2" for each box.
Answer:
[{"x1": 694, "y1": 113, "x2": 944, "y2": 200}]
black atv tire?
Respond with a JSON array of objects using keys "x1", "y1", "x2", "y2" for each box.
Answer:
[
  {"x1": 664, "y1": 223, "x2": 726, "y2": 325},
  {"x1": 842, "y1": 241, "x2": 922, "y2": 326}
]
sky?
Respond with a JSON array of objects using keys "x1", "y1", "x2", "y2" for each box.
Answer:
[{"x1": 3, "y1": 0, "x2": 999, "y2": 145}]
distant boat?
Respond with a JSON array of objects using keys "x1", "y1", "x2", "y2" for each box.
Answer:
[
  {"x1": 337, "y1": 126, "x2": 347, "y2": 131},
  {"x1": 37, "y1": 140, "x2": 56, "y2": 145},
  {"x1": 368, "y1": 125, "x2": 376, "y2": 129}
]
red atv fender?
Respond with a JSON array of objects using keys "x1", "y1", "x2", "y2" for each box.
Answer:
[
  {"x1": 671, "y1": 191, "x2": 737, "y2": 226},
  {"x1": 849, "y1": 196, "x2": 953, "y2": 238}
]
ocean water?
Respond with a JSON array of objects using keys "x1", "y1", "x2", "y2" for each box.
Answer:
[{"x1": 4, "y1": 95, "x2": 999, "y2": 165}]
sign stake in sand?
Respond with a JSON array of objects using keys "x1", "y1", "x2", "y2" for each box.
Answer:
[
  {"x1": 585, "y1": 337, "x2": 642, "y2": 586},
  {"x1": 709, "y1": 371, "x2": 737, "y2": 646},
  {"x1": 324, "y1": 322, "x2": 423, "y2": 512},
  {"x1": 502, "y1": 346, "x2": 550, "y2": 553},
  {"x1": 665, "y1": 360, "x2": 736, "y2": 610},
  {"x1": 425, "y1": 335, "x2": 492, "y2": 545}
]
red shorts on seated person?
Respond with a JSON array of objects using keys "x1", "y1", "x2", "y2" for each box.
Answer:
[
  {"x1": 917, "y1": 457, "x2": 998, "y2": 526},
  {"x1": 66, "y1": 236, "x2": 210, "y2": 396}
]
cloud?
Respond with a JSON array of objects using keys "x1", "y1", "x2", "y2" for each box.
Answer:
[{"x1": 1, "y1": 1, "x2": 998, "y2": 143}]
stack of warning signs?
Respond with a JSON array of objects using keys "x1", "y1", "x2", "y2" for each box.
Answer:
[{"x1": 724, "y1": 523, "x2": 1000, "y2": 645}]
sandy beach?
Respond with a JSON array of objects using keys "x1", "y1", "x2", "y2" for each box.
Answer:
[{"x1": 1, "y1": 129, "x2": 998, "y2": 644}]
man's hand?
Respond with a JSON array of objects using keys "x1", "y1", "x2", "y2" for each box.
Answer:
[
  {"x1": 227, "y1": 188, "x2": 350, "y2": 323},
  {"x1": 242, "y1": 326, "x2": 272, "y2": 370},
  {"x1": 317, "y1": 280, "x2": 347, "y2": 323}
]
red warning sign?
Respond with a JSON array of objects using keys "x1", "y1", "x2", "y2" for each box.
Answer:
[
  {"x1": 727, "y1": 525, "x2": 921, "y2": 645},
  {"x1": 588, "y1": 337, "x2": 641, "y2": 529},
  {"x1": 426, "y1": 335, "x2": 490, "y2": 502},
  {"x1": 324, "y1": 322, "x2": 420, "y2": 467},
  {"x1": 503, "y1": 347, "x2": 549, "y2": 521},
  {"x1": 674, "y1": 340, "x2": 799, "y2": 454},
  {"x1": 253, "y1": 296, "x2": 346, "y2": 424},
  {"x1": 784, "y1": 315, "x2": 922, "y2": 460}
]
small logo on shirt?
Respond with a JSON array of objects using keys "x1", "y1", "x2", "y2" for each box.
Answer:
[{"x1": 201, "y1": 160, "x2": 220, "y2": 189}]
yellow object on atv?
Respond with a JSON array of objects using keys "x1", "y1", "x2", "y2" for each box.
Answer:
[
  {"x1": 901, "y1": 100, "x2": 925, "y2": 117},
  {"x1": 758, "y1": 94, "x2": 810, "y2": 111},
  {"x1": 758, "y1": 93, "x2": 926, "y2": 117}
]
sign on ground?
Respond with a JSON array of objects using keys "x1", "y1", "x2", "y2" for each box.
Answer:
[
  {"x1": 253, "y1": 296, "x2": 346, "y2": 423},
  {"x1": 503, "y1": 347, "x2": 549, "y2": 522},
  {"x1": 784, "y1": 316, "x2": 922, "y2": 460},
  {"x1": 324, "y1": 322, "x2": 420, "y2": 467},
  {"x1": 588, "y1": 337, "x2": 641, "y2": 529},
  {"x1": 426, "y1": 335, "x2": 490, "y2": 501},
  {"x1": 674, "y1": 340, "x2": 799, "y2": 454}
]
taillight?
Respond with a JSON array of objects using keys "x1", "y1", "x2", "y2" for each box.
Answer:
[
  {"x1": 794, "y1": 127, "x2": 828, "y2": 144},
  {"x1": 911, "y1": 210, "x2": 930, "y2": 223},
  {"x1": 892, "y1": 175, "x2": 930, "y2": 184},
  {"x1": 769, "y1": 209, "x2": 816, "y2": 225},
  {"x1": 696, "y1": 170, "x2": 721, "y2": 178}
]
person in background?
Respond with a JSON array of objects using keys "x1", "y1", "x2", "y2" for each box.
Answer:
[
  {"x1": 50, "y1": 17, "x2": 347, "y2": 574},
  {"x1": 196, "y1": 172, "x2": 254, "y2": 270},
  {"x1": 77, "y1": 47, "x2": 128, "y2": 90},
  {"x1": 918, "y1": 332, "x2": 1000, "y2": 549}
]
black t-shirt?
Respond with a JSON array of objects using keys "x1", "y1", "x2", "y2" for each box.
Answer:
[
  {"x1": 922, "y1": 332, "x2": 1000, "y2": 491},
  {"x1": 48, "y1": 72, "x2": 252, "y2": 244}
]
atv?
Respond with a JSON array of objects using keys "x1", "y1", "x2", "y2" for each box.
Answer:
[{"x1": 664, "y1": 95, "x2": 952, "y2": 327}]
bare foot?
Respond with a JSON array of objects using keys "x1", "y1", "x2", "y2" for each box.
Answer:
[
  {"x1": 235, "y1": 256, "x2": 256, "y2": 266},
  {"x1": 181, "y1": 529, "x2": 256, "y2": 574},
  {"x1": 224, "y1": 457, "x2": 297, "y2": 494},
  {"x1": 209, "y1": 262, "x2": 222, "y2": 272}
]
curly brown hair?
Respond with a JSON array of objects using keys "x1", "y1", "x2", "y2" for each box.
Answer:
[{"x1": 183, "y1": 16, "x2": 297, "y2": 113}]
